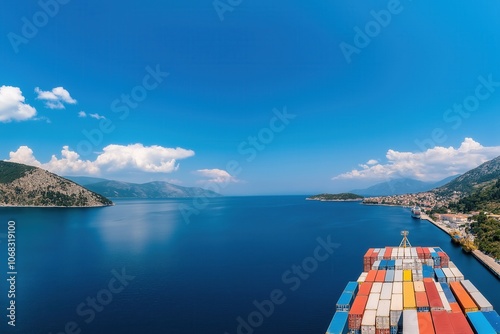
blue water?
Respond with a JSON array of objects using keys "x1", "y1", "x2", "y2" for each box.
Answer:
[{"x1": 0, "y1": 196, "x2": 498, "y2": 333}]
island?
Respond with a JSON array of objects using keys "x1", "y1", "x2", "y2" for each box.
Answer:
[{"x1": 306, "y1": 193, "x2": 364, "y2": 201}]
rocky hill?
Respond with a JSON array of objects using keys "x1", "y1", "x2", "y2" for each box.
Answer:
[{"x1": 0, "y1": 161, "x2": 113, "y2": 207}]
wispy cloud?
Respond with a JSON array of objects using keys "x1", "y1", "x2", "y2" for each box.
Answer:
[
  {"x1": 78, "y1": 111, "x2": 105, "y2": 119},
  {"x1": 35, "y1": 86, "x2": 77, "y2": 109},
  {"x1": 332, "y1": 138, "x2": 500, "y2": 182},
  {"x1": 195, "y1": 168, "x2": 238, "y2": 184},
  {"x1": 0, "y1": 86, "x2": 37, "y2": 122},
  {"x1": 7, "y1": 144, "x2": 195, "y2": 176}
]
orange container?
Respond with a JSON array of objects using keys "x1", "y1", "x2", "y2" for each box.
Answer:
[
  {"x1": 418, "y1": 312, "x2": 435, "y2": 334},
  {"x1": 449, "y1": 282, "x2": 478, "y2": 313},
  {"x1": 365, "y1": 270, "x2": 377, "y2": 282},
  {"x1": 449, "y1": 302, "x2": 461, "y2": 313},
  {"x1": 358, "y1": 282, "x2": 373, "y2": 296},
  {"x1": 449, "y1": 311, "x2": 474, "y2": 334},
  {"x1": 431, "y1": 310, "x2": 454, "y2": 334},
  {"x1": 416, "y1": 291, "x2": 430, "y2": 311},
  {"x1": 375, "y1": 270, "x2": 386, "y2": 282},
  {"x1": 348, "y1": 295, "x2": 368, "y2": 330},
  {"x1": 384, "y1": 247, "x2": 393, "y2": 260}
]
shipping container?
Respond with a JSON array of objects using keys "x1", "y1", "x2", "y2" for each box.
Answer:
[
  {"x1": 376, "y1": 329, "x2": 390, "y2": 334},
  {"x1": 466, "y1": 311, "x2": 497, "y2": 334},
  {"x1": 449, "y1": 281, "x2": 478, "y2": 313},
  {"x1": 384, "y1": 247, "x2": 393, "y2": 260},
  {"x1": 442, "y1": 268, "x2": 455, "y2": 283},
  {"x1": 437, "y1": 252, "x2": 449, "y2": 268},
  {"x1": 448, "y1": 261, "x2": 457, "y2": 269},
  {"x1": 402, "y1": 310, "x2": 419, "y2": 334},
  {"x1": 378, "y1": 248, "x2": 386, "y2": 261},
  {"x1": 414, "y1": 281, "x2": 426, "y2": 293},
  {"x1": 482, "y1": 311, "x2": 500, "y2": 333},
  {"x1": 423, "y1": 265, "x2": 434, "y2": 279},
  {"x1": 403, "y1": 270, "x2": 413, "y2": 282},
  {"x1": 372, "y1": 283, "x2": 383, "y2": 294},
  {"x1": 403, "y1": 282, "x2": 416, "y2": 310},
  {"x1": 381, "y1": 283, "x2": 393, "y2": 300},
  {"x1": 394, "y1": 270, "x2": 403, "y2": 282},
  {"x1": 375, "y1": 270, "x2": 387, "y2": 283},
  {"x1": 326, "y1": 311, "x2": 349, "y2": 334},
  {"x1": 348, "y1": 295, "x2": 369, "y2": 330},
  {"x1": 424, "y1": 280, "x2": 444, "y2": 311},
  {"x1": 358, "y1": 272, "x2": 368, "y2": 284},
  {"x1": 396, "y1": 259, "x2": 403, "y2": 270},
  {"x1": 385, "y1": 270, "x2": 395, "y2": 282},
  {"x1": 423, "y1": 248, "x2": 431, "y2": 260},
  {"x1": 416, "y1": 291, "x2": 430, "y2": 312},
  {"x1": 366, "y1": 270, "x2": 377, "y2": 283},
  {"x1": 387, "y1": 260, "x2": 396, "y2": 270},
  {"x1": 449, "y1": 302, "x2": 462, "y2": 314},
  {"x1": 450, "y1": 267, "x2": 464, "y2": 281},
  {"x1": 404, "y1": 248, "x2": 411, "y2": 259},
  {"x1": 376, "y1": 300, "x2": 391, "y2": 329},
  {"x1": 337, "y1": 291, "x2": 355, "y2": 311},
  {"x1": 366, "y1": 293, "x2": 381, "y2": 310},
  {"x1": 398, "y1": 248, "x2": 405, "y2": 260},
  {"x1": 390, "y1": 294, "x2": 403, "y2": 327},
  {"x1": 344, "y1": 281, "x2": 359, "y2": 295},
  {"x1": 417, "y1": 247, "x2": 425, "y2": 259},
  {"x1": 393, "y1": 282, "x2": 403, "y2": 295},
  {"x1": 359, "y1": 282, "x2": 373, "y2": 297},
  {"x1": 460, "y1": 280, "x2": 479, "y2": 294},
  {"x1": 448, "y1": 311, "x2": 474, "y2": 334},
  {"x1": 431, "y1": 310, "x2": 454, "y2": 334},
  {"x1": 434, "y1": 268, "x2": 446, "y2": 283},
  {"x1": 434, "y1": 282, "x2": 443, "y2": 292},
  {"x1": 417, "y1": 312, "x2": 435, "y2": 334},
  {"x1": 440, "y1": 283, "x2": 457, "y2": 303},
  {"x1": 361, "y1": 309, "x2": 377, "y2": 334},
  {"x1": 391, "y1": 248, "x2": 398, "y2": 260},
  {"x1": 437, "y1": 291, "x2": 451, "y2": 312},
  {"x1": 411, "y1": 248, "x2": 418, "y2": 259},
  {"x1": 379, "y1": 260, "x2": 388, "y2": 270},
  {"x1": 469, "y1": 291, "x2": 494, "y2": 312},
  {"x1": 373, "y1": 260, "x2": 381, "y2": 270}
]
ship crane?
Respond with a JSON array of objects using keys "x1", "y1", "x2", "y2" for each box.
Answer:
[{"x1": 399, "y1": 230, "x2": 411, "y2": 248}]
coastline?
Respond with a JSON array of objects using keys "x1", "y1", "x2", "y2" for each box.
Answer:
[
  {"x1": 421, "y1": 213, "x2": 500, "y2": 279},
  {"x1": 0, "y1": 204, "x2": 114, "y2": 208}
]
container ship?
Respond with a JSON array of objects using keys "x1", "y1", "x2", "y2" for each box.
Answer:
[
  {"x1": 325, "y1": 231, "x2": 500, "y2": 334},
  {"x1": 411, "y1": 207, "x2": 421, "y2": 219}
]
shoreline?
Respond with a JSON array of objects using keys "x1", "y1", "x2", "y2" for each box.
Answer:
[{"x1": 421, "y1": 213, "x2": 500, "y2": 279}]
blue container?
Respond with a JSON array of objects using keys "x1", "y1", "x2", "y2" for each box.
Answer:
[
  {"x1": 467, "y1": 311, "x2": 496, "y2": 334},
  {"x1": 385, "y1": 269, "x2": 395, "y2": 282},
  {"x1": 423, "y1": 265, "x2": 434, "y2": 278},
  {"x1": 336, "y1": 292, "x2": 354, "y2": 311},
  {"x1": 482, "y1": 311, "x2": 500, "y2": 333},
  {"x1": 390, "y1": 325, "x2": 398, "y2": 334},
  {"x1": 434, "y1": 268, "x2": 446, "y2": 283},
  {"x1": 440, "y1": 283, "x2": 457, "y2": 303},
  {"x1": 326, "y1": 311, "x2": 349, "y2": 334},
  {"x1": 434, "y1": 247, "x2": 444, "y2": 253},
  {"x1": 343, "y1": 281, "x2": 359, "y2": 295},
  {"x1": 387, "y1": 260, "x2": 396, "y2": 270},
  {"x1": 379, "y1": 259, "x2": 388, "y2": 270}
]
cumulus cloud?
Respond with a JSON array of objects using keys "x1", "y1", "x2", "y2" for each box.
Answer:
[
  {"x1": 0, "y1": 86, "x2": 37, "y2": 122},
  {"x1": 332, "y1": 138, "x2": 500, "y2": 182},
  {"x1": 366, "y1": 159, "x2": 378, "y2": 165},
  {"x1": 7, "y1": 143, "x2": 195, "y2": 176},
  {"x1": 196, "y1": 169, "x2": 238, "y2": 184},
  {"x1": 35, "y1": 86, "x2": 77, "y2": 109},
  {"x1": 78, "y1": 111, "x2": 105, "y2": 119}
]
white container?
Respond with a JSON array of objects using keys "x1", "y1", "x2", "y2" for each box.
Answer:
[
  {"x1": 392, "y1": 282, "x2": 403, "y2": 294},
  {"x1": 425, "y1": 258, "x2": 434, "y2": 267},
  {"x1": 448, "y1": 261, "x2": 457, "y2": 269},
  {"x1": 376, "y1": 300, "x2": 391, "y2": 329},
  {"x1": 394, "y1": 270, "x2": 403, "y2": 282},
  {"x1": 442, "y1": 268, "x2": 455, "y2": 283},
  {"x1": 378, "y1": 248, "x2": 385, "y2": 260},
  {"x1": 450, "y1": 267, "x2": 464, "y2": 281},
  {"x1": 438, "y1": 291, "x2": 451, "y2": 312},
  {"x1": 366, "y1": 293, "x2": 380, "y2": 310},
  {"x1": 397, "y1": 248, "x2": 404, "y2": 260},
  {"x1": 390, "y1": 294, "x2": 403, "y2": 327},
  {"x1": 391, "y1": 248, "x2": 398, "y2": 260},
  {"x1": 410, "y1": 248, "x2": 418, "y2": 259},
  {"x1": 380, "y1": 283, "x2": 393, "y2": 300},
  {"x1": 413, "y1": 281, "x2": 425, "y2": 292},
  {"x1": 395, "y1": 259, "x2": 403, "y2": 270},
  {"x1": 372, "y1": 260, "x2": 381, "y2": 270},
  {"x1": 357, "y1": 272, "x2": 368, "y2": 283},
  {"x1": 434, "y1": 281, "x2": 443, "y2": 292},
  {"x1": 402, "y1": 310, "x2": 419, "y2": 334},
  {"x1": 460, "y1": 280, "x2": 479, "y2": 294},
  {"x1": 361, "y1": 310, "x2": 377, "y2": 334},
  {"x1": 470, "y1": 291, "x2": 494, "y2": 312},
  {"x1": 404, "y1": 248, "x2": 411, "y2": 259},
  {"x1": 371, "y1": 282, "x2": 383, "y2": 294}
]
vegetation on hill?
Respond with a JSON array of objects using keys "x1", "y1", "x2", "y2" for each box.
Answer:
[
  {"x1": 470, "y1": 212, "x2": 500, "y2": 259},
  {"x1": 307, "y1": 193, "x2": 364, "y2": 201},
  {"x1": 0, "y1": 161, "x2": 36, "y2": 184},
  {"x1": 449, "y1": 179, "x2": 500, "y2": 214}
]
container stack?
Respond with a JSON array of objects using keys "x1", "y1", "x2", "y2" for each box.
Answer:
[{"x1": 325, "y1": 246, "x2": 499, "y2": 334}]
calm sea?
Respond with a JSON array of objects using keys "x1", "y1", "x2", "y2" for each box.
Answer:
[{"x1": 1, "y1": 196, "x2": 498, "y2": 333}]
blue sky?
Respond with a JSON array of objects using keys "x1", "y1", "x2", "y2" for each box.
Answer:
[{"x1": 1, "y1": 0, "x2": 500, "y2": 195}]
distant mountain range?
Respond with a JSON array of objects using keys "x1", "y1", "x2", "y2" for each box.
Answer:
[
  {"x1": 351, "y1": 175, "x2": 458, "y2": 196},
  {"x1": 0, "y1": 161, "x2": 112, "y2": 207},
  {"x1": 64, "y1": 176, "x2": 222, "y2": 198}
]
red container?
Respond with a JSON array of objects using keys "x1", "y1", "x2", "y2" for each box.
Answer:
[
  {"x1": 438, "y1": 252, "x2": 449, "y2": 268},
  {"x1": 449, "y1": 311, "x2": 474, "y2": 334},
  {"x1": 375, "y1": 329, "x2": 390, "y2": 334},
  {"x1": 424, "y1": 281, "x2": 444, "y2": 310},
  {"x1": 375, "y1": 270, "x2": 386, "y2": 282},
  {"x1": 431, "y1": 310, "x2": 453, "y2": 334},
  {"x1": 416, "y1": 291, "x2": 430, "y2": 311},
  {"x1": 417, "y1": 247, "x2": 425, "y2": 259},
  {"x1": 358, "y1": 282, "x2": 373, "y2": 296},
  {"x1": 384, "y1": 247, "x2": 392, "y2": 260},
  {"x1": 348, "y1": 295, "x2": 368, "y2": 330},
  {"x1": 423, "y1": 248, "x2": 431, "y2": 260},
  {"x1": 365, "y1": 270, "x2": 377, "y2": 282},
  {"x1": 418, "y1": 312, "x2": 435, "y2": 334}
]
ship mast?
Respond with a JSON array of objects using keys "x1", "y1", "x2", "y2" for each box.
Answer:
[{"x1": 399, "y1": 230, "x2": 411, "y2": 248}]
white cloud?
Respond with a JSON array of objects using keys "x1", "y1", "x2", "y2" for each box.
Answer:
[
  {"x1": 7, "y1": 143, "x2": 195, "y2": 176},
  {"x1": 35, "y1": 87, "x2": 77, "y2": 109},
  {"x1": 196, "y1": 169, "x2": 238, "y2": 184},
  {"x1": 332, "y1": 138, "x2": 500, "y2": 182},
  {"x1": 367, "y1": 159, "x2": 378, "y2": 165},
  {"x1": 0, "y1": 86, "x2": 37, "y2": 122},
  {"x1": 78, "y1": 111, "x2": 105, "y2": 120}
]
